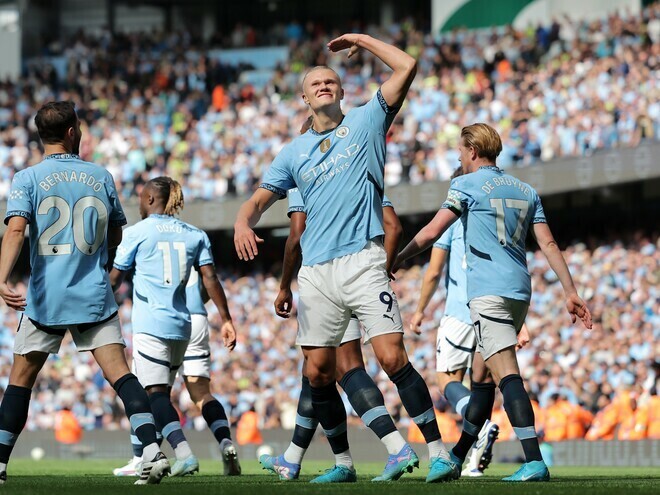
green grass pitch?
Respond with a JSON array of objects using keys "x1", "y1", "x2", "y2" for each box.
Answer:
[{"x1": 3, "y1": 459, "x2": 658, "y2": 494}]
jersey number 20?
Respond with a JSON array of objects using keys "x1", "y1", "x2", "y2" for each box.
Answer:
[{"x1": 37, "y1": 196, "x2": 108, "y2": 256}]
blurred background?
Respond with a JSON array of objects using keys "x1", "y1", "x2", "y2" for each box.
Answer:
[{"x1": 0, "y1": 0, "x2": 658, "y2": 465}]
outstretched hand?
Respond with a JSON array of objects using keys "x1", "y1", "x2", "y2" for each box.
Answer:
[
  {"x1": 566, "y1": 293, "x2": 592, "y2": 329},
  {"x1": 327, "y1": 34, "x2": 361, "y2": 58},
  {"x1": 234, "y1": 224, "x2": 264, "y2": 261}
]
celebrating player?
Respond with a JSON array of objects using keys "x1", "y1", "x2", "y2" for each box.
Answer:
[
  {"x1": 113, "y1": 267, "x2": 241, "y2": 477},
  {"x1": 261, "y1": 186, "x2": 418, "y2": 482},
  {"x1": 110, "y1": 177, "x2": 237, "y2": 477},
  {"x1": 395, "y1": 123, "x2": 592, "y2": 482},
  {"x1": 235, "y1": 34, "x2": 456, "y2": 483},
  {"x1": 0, "y1": 101, "x2": 169, "y2": 485}
]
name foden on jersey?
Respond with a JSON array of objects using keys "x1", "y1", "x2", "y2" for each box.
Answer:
[{"x1": 38, "y1": 170, "x2": 104, "y2": 193}]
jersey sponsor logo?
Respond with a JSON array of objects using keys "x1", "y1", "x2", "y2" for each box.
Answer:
[
  {"x1": 320, "y1": 138, "x2": 331, "y2": 153},
  {"x1": 300, "y1": 143, "x2": 361, "y2": 183},
  {"x1": 335, "y1": 126, "x2": 349, "y2": 138},
  {"x1": 444, "y1": 189, "x2": 462, "y2": 211}
]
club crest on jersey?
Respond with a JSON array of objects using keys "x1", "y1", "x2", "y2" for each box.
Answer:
[
  {"x1": 335, "y1": 126, "x2": 349, "y2": 138},
  {"x1": 320, "y1": 138, "x2": 331, "y2": 153}
]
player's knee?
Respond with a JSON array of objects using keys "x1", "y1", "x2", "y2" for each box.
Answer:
[
  {"x1": 306, "y1": 368, "x2": 335, "y2": 388},
  {"x1": 378, "y1": 351, "x2": 408, "y2": 376}
]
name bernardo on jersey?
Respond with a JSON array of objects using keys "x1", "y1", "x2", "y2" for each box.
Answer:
[
  {"x1": 301, "y1": 143, "x2": 360, "y2": 185},
  {"x1": 38, "y1": 169, "x2": 104, "y2": 193}
]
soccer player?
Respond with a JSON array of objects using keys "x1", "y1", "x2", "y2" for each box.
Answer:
[
  {"x1": 0, "y1": 101, "x2": 169, "y2": 485},
  {"x1": 395, "y1": 123, "x2": 592, "y2": 482},
  {"x1": 261, "y1": 187, "x2": 417, "y2": 482},
  {"x1": 110, "y1": 177, "x2": 237, "y2": 477},
  {"x1": 235, "y1": 34, "x2": 456, "y2": 483},
  {"x1": 114, "y1": 267, "x2": 241, "y2": 477}
]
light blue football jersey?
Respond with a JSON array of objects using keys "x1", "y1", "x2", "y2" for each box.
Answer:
[
  {"x1": 442, "y1": 165, "x2": 546, "y2": 303},
  {"x1": 4, "y1": 153, "x2": 126, "y2": 325},
  {"x1": 433, "y1": 222, "x2": 471, "y2": 325},
  {"x1": 262, "y1": 89, "x2": 398, "y2": 266},
  {"x1": 113, "y1": 214, "x2": 214, "y2": 340},
  {"x1": 186, "y1": 268, "x2": 207, "y2": 317},
  {"x1": 287, "y1": 188, "x2": 394, "y2": 216}
]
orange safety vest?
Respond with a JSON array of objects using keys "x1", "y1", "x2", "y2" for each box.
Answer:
[
  {"x1": 617, "y1": 403, "x2": 649, "y2": 441},
  {"x1": 544, "y1": 401, "x2": 571, "y2": 442},
  {"x1": 567, "y1": 405, "x2": 593, "y2": 439},
  {"x1": 236, "y1": 411, "x2": 263, "y2": 445},
  {"x1": 54, "y1": 409, "x2": 83, "y2": 445},
  {"x1": 647, "y1": 396, "x2": 660, "y2": 439},
  {"x1": 586, "y1": 402, "x2": 619, "y2": 440}
]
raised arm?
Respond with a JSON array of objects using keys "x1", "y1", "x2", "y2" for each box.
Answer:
[
  {"x1": 275, "y1": 211, "x2": 306, "y2": 318},
  {"x1": 327, "y1": 34, "x2": 417, "y2": 109},
  {"x1": 382, "y1": 205, "x2": 403, "y2": 276},
  {"x1": 234, "y1": 187, "x2": 280, "y2": 261},
  {"x1": 395, "y1": 208, "x2": 459, "y2": 272},
  {"x1": 532, "y1": 222, "x2": 592, "y2": 329},
  {"x1": 0, "y1": 216, "x2": 27, "y2": 311},
  {"x1": 410, "y1": 247, "x2": 447, "y2": 335},
  {"x1": 199, "y1": 263, "x2": 236, "y2": 351}
]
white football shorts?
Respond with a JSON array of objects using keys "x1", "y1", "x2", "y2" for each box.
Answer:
[
  {"x1": 14, "y1": 313, "x2": 124, "y2": 355},
  {"x1": 180, "y1": 314, "x2": 211, "y2": 379},
  {"x1": 132, "y1": 333, "x2": 188, "y2": 388},
  {"x1": 296, "y1": 240, "x2": 403, "y2": 347},
  {"x1": 469, "y1": 295, "x2": 528, "y2": 360},
  {"x1": 436, "y1": 315, "x2": 476, "y2": 372}
]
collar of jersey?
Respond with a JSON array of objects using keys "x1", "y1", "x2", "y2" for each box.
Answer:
[
  {"x1": 307, "y1": 115, "x2": 345, "y2": 136},
  {"x1": 480, "y1": 165, "x2": 501, "y2": 173},
  {"x1": 149, "y1": 214, "x2": 174, "y2": 219},
  {"x1": 44, "y1": 153, "x2": 81, "y2": 160}
]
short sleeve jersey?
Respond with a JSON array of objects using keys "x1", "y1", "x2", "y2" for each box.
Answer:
[
  {"x1": 113, "y1": 215, "x2": 213, "y2": 340},
  {"x1": 442, "y1": 166, "x2": 546, "y2": 303},
  {"x1": 433, "y1": 222, "x2": 471, "y2": 325},
  {"x1": 262, "y1": 89, "x2": 398, "y2": 266},
  {"x1": 185, "y1": 268, "x2": 207, "y2": 317},
  {"x1": 4, "y1": 154, "x2": 126, "y2": 325}
]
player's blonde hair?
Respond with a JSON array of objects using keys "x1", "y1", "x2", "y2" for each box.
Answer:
[
  {"x1": 149, "y1": 176, "x2": 184, "y2": 216},
  {"x1": 301, "y1": 65, "x2": 341, "y2": 88},
  {"x1": 460, "y1": 123, "x2": 502, "y2": 163}
]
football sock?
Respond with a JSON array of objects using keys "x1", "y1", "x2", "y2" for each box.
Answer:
[
  {"x1": 451, "y1": 381, "x2": 496, "y2": 460},
  {"x1": 130, "y1": 431, "x2": 143, "y2": 458},
  {"x1": 444, "y1": 381, "x2": 472, "y2": 418},
  {"x1": 499, "y1": 374, "x2": 543, "y2": 462},
  {"x1": 0, "y1": 385, "x2": 31, "y2": 465},
  {"x1": 201, "y1": 399, "x2": 231, "y2": 445},
  {"x1": 389, "y1": 363, "x2": 448, "y2": 459},
  {"x1": 310, "y1": 382, "x2": 351, "y2": 466},
  {"x1": 339, "y1": 367, "x2": 404, "y2": 455},
  {"x1": 149, "y1": 391, "x2": 192, "y2": 460},
  {"x1": 284, "y1": 376, "x2": 318, "y2": 464},
  {"x1": 112, "y1": 374, "x2": 159, "y2": 459}
]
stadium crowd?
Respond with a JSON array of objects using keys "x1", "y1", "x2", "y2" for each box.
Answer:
[
  {"x1": 0, "y1": 5, "x2": 658, "y2": 201},
  {"x1": 0, "y1": 231, "x2": 657, "y2": 442}
]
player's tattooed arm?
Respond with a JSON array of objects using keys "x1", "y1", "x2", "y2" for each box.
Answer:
[
  {"x1": 109, "y1": 268, "x2": 127, "y2": 292},
  {"x1": 0, "y1": 216, "x2": 27, "y2": 311},
  {"x1": 327, "y1": 34, "x2": 417, "y2": 109},
  {"x1": 199, "y1": 263, "x2": 236, "y2": 351},
  {"x1": 276, "y1": 211, "x2": 305, "y2": 319},
  {"x1": 410, "y1": 247, "x2": 447, "y2": 335},
  {"x1": 382, "y1": 205, "x2": 403, "y2": 279}
]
